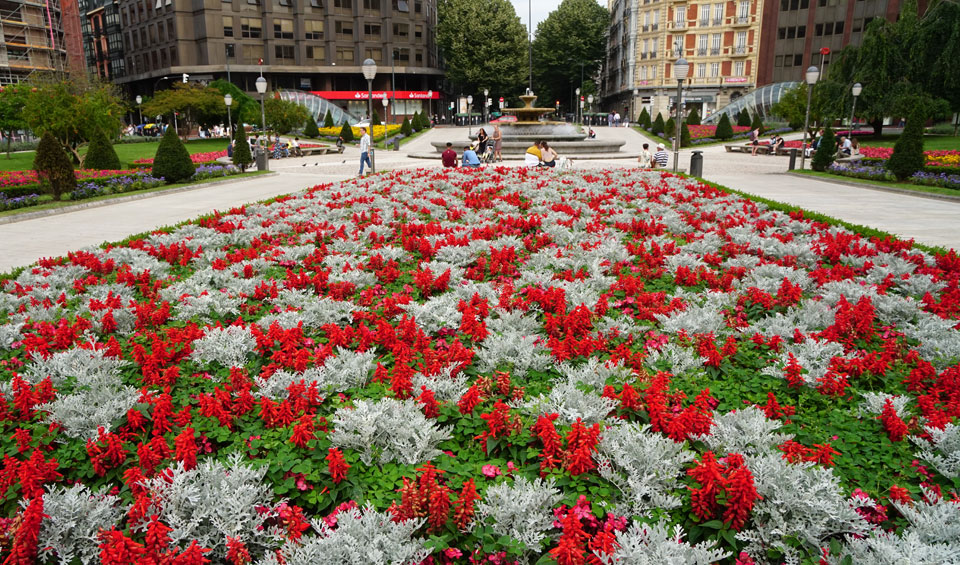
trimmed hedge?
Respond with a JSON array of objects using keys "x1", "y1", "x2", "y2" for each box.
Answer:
[
  {"x1": 152, "y1": 127, "x2": 196, "y2": 184},
  {"x1": 83, "y1": 129, "x2": 122, "y2": 170},
  {"x1": 33, "y1": 132, "x2": 76, "y2": 201}
]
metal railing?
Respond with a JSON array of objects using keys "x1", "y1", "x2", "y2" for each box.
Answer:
[
  {"x1": 710, "y1": 47, "x2": 721, "y2": 55},
  {"x1": 696, "y1": 48, "x2": 707, "y2": 55},
  {"x1": 735, "y1": 15, "x2": 750, "y2": 24},
  {"x1": 712, "y1": 17, "x2": 723, "y2": 25}
]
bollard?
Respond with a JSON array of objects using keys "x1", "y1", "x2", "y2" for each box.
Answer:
[
  {"x1": 788, "y1": 148, "x2": 798, "y2": 170},
  {"x1": 690, "y1": 150, "x2": 703, "y2": 177}
]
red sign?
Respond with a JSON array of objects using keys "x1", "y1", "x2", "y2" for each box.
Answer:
[
  {"x1": 725, "y1": 77, "x2": 748, "y2": 83},
  {"x1": 499, "y1": 97, "x2": 504, "y2": 103},
  {"x1": 820, "y1": 47, "x2": 831, "y2": 55},
  {"x1": 310, "y1": 91, "x2": 439, "y2": 100}
]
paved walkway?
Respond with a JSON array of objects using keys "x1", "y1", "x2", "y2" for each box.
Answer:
[{"x1": 1, "y1": 126, "x2": 958, "y2": 272}]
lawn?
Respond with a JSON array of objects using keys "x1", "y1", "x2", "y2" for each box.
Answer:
[
  {"x1": 859, "y1": 135, "x2": 960, "y2": 151},
  {"x1": 0, "y1": 167, "x2": 957, "y2": 564},
  {"x1": 0, "y1": 138, "x2": 230, "y2": 172}
]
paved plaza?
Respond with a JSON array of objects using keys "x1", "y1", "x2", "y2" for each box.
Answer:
[{"x1": 1, "y1": 126, "x2": 958, "y2": 272}]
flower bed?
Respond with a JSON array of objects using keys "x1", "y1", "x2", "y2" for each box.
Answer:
[
  {"x1": 133, "y1": 151, "x2": 228, "y2": 167},
  {"x1": 858, "y1": 147, "x2": 960, "y2": 168},
  {"x1": 68, "y1": 165, "x2": 241, "y2": 200},
  {"x1": 1, "y1": 168, "x2": 959, "y2": 564},
  {"x1": 689, "y1": 127, "x2": 792, "y2": 146},
  {"x1": 688, "y1": 124, "x2": 752, "y2": 140},
  {"x1": 317, "y1": 124, "x2": 403, "y2": 140},
  {"x1": 0, "y1": 192, "x2": 40, "y2": 212}
]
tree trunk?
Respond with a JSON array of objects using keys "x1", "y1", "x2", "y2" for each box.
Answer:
[
  {"x1": 871, "y1": 119, "x2": 884, "y2": 138},
  {"x1": 5, "y1": 132, "x2": 10, "y2": 159}
]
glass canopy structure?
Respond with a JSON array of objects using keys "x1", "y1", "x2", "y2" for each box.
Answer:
[
  {"x1": 703, "y1": 82, "x2": 799, "y2": 124},
  {"x1": 276, "y1": 90, "x2": 361, "y2": 126}
]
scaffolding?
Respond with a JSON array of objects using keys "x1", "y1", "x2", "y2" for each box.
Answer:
[{"x1": 0, "y1": 0, "x2": 67, "y2": 85}]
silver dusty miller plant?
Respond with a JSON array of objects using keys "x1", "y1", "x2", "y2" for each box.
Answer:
[
  {"x1": 139, "y1": 453, "x2": 284, "y2": 560},
  {"x1": 329, "y1": 398, "x2": 451, "y2": 466},
  {"x1": 255, "y1": 504, "x2": 429, "y2": 565},
  {"x1": 692, "y1": 407, "x2": 792, "y2": 457},
  {"x1": 595, "y1": 421, "x2": 696, "y2": 515},
  {"x1": 912, "y1": 422, "x2": 960, "y2": 479},
  {"x1": 189, "y1": 325, "x2": 257, "y2": 368},
  {"x1": 472, "y1": 476, "x2": 563, "y2": 554},
  {"x1": 592, "y1": 519, "x2": 731, "y2": 565},
  {"x1": 36, "y1": 484, "x2": 126, "y2": 565}
]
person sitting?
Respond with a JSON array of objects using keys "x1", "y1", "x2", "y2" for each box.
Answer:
[
  {"x1": 588, "y1": 128, "x2": 596, "y2": 139},
  {"x1": 851, "y1": 137, "x2": 860, "y2": 155},
  {"x1": 441, "y1": 142, "x2": 458, "y2": 168},
  {"x1": 652, "y1": 143, "x2": 670, "y2": 168},
  {"x1": 291, "y1": 137, "x2": 303, "y2": 157},
  {"x1": 638, "y1": 143, "x2": 652, "y2": 168},
  {"x1": 227, "y1": 140, "x2": 234, "y2": 159},
  {"x1": 839, "y1": 136, "x2": 853, "y2": 156},
  {"x1": 462, "y1": 145, "x2": 481, "y2": 168},
  {"x1": 540, "y1": 141, "x2": 558, "y2": 167},
  {"x1": 524, "y1": 141, "x2": 542, "y2": 167},
  {"x1": 336, "y1": 136, "x2": 344, "y2": 154},
  {"x1": 772, "y1": 135, "x2": 785, "y2": 154}
]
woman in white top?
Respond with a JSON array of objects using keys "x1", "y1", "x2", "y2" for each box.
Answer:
[{"x1": 638, "y1": 143, "x2": 652, "y2": 167}]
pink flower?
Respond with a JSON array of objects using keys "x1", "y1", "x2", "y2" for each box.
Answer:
[
  {"x1": 444, "y1": 548, "x2": 463, "y2": 559},
  {"x1": 506, "y1": 461, "x2": 517, "y2": 473},
  {"x1": 481, "y1": 464, "x2": 502, "y2": 478}
]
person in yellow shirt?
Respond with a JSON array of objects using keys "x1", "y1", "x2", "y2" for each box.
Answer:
[{"x1": 524, "y1": 141, "x2": 542, "y2": 167}]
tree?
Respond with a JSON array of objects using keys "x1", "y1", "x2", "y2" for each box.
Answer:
[
  {"x1": 371, "y1": 109, "x2": 382, "y2": 127},
  {"x1": 887, "y1": 107, "x2": 925, "y2": 181},
  {"x1": 811, "y1": 126, "x2": 836, "y2": 172},
  {"x1": 232, "y1": 125, "x2": 253, "y2": 172},
  {"x1": 152, "y1": 126, "x2": 195, "y2": 183},
  {"x1": 339, "y1": 120, "x2": 355, "y2": 143},
  {"x1": 33, "y1": 131, "x2": 76, "y2": 201},
  {"x1": 412, "y1": 112, "x2": 423, "y2": 132},
  {"x1": 531, "y1": 0, "x2": 610, "y2": 115},
  {"x1": 715, "y1": 113, "x2": 734, "y2": 140},
  {"x1": 264, "y1": 97, "x2": 310, "y2": 135},
  {"x1": 210, "y1": 79, "x2": 260, "y2": 128},
  {"x1": 737, "y1": 110, "x2": 751, "y2": 127},
  {"x1": 303, "y1": 116, "x2": 320, "y2": 138},
  {"x1": 142, "y1": 83, "x2": 227, "y2": 136},
  {"x1": 438, "y1": 0, "x2": 528, "y2": 98},
  {"x1": 686, "y1": 108, "x2": 701, "y2": 126},
  {"x1": 750, "y1": 112, "x2": 764, "y2": 135},
  {"x1": 652, "y1": 112, "x2": 665, "y2": 135},
  {"x1": 323, "y1": 109, "x2": 335, "y2": 128},
  {"x1": 24, "y1": 77, "x2": 125, "y2": 163},
  {"x1": 401, "y1": 117, "x2": 413, "y2": 137},
  {"x1": 638, "y1": 107, "x2": 651, "y2": 129},
  {"x1": 83, "y1": 129, "x2": 122, "y2": 170},
  {"x1": 680, "y1": 122, "x2": 691, "y2": 147},
  {"x1": 0, "y1": 83, "x2": 28, "y2": 159},
  {"x1": 664, "y1": 117, "x2": 675, "y2": 140}
]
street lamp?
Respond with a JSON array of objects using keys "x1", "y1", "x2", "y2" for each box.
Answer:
[
  {"x1": 632, "y1": 88, "x2": 639, "y2": 123},
  {"x1": 255, "y1": 75, "x2": 268, "y2": 170},
  {"x1": 427, "y1": 89, "x2": 432, "y2": 123},
  {"x1": 800, "y1": 65, "x2": 820, "y2": 171},
  {"x1": 575, "y1": 87, "x2": 581, "y2": 124},
  {"x1": 588, "y1": 94, "x2": 594, "y2": 125},
  {"x1": 362, "y1": 58, "x2": 377, "y2": 174},
  {"x1": 483, "y1": 88, "x2": 489, "y2": 124},
  {"x1": 224, "y1": 93, "x2": 233, "y2": 139},
  {"x1": 381, "y1": 97, "x2": 389, "y2": 149},
  {"x1": 849, "y1": 82, "x2": 862, "y2": 134},
  {"x1": 673, "y1": 58, "x2": 690, "y2": 172},
  {"x1": 135, "y1": 95, "x2": 142, "y2": 130},
  {"x1": 467, "y1": 95, "x2": 474, "y2": 138}
]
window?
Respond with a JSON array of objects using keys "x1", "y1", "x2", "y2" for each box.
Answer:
[
  {"x1": 392, "y1": 0, "x2": 409, "y2": 11},
  {"x1": 700, "y1": 3, "x2": 710, "y2": 23},
  {"x1": 225, "y1": 43, "x2": 235, "y2": 58},
  {"x1": 651, "y1": 65, "x2": 657, "y2": 79},
  {"x1": 274, "y1": 19, "x2": 293, "y2": 39},
  {"x1": 698, "y1": 33, "x2": 708, "y2": 50},
  {"x1": 735, "y1": 31, "x2": 747, "y2": 47},
  {"x1": 834, "y1": 20, "x2": 844, "y2": 33},
  {"x1": 797, "y1": 25, "x2": 806, "y2": 37},
  {"x1": 415, "y1": 24, "x2": 422, "y2": 39},
  {"x1": 640, "y1": 65, "x2": 648, "y2": 80},
  {"x1": 643, "y1": 11, "x2": 649, "y2": 26},
  {"x1": 674, "y1": 6, "x2": 685, "y2": 25},
  {"x1": 306, "y1": 20, "x2": 323, "y2": 40},
  {"x1": 801, "y1": 0, "x2": 809, "y2": 8},
  {"x1": 825, "y1": 22, "x2": 834, "y2": 34},
  {"x1": 306, "y1": 45, "x2": 325, "y2": 60},
  {"x1": 247, "y1": 0, "x2": 260, "y2": 5},
  {"x1": 241, "y1": 18, "x2": 262, "y2": 38},
  {"x1": 415, "y1": 0, "x2": 421, "y2": 12},
  {"x1": 783, "y1": 54, "x2": 793, "y2": 66},
  {"x1": 711, "y1": 33, "x2": 721, "y2": 52},
  {"x1": 713, "y1": 3, "x2": 723, "y2": 22},
  {"x1": 278, "y1": 0, "x2": 291, "y2": 5},
  {"x1": 310, "y1": 0, "x2": 322, "y2": 7},
  {"x1": 653, "y1": 9, "x2": 659, "y2": 26},
  {"x1": 363, "y1": 0, "x2": 379, "y2": 12},
  {"x1": 395, "y1": 47, "x2": 409, "y2": 62},
  {"x1": 778, "y1": 27, "x2": 786, "y2": 39},
  {"x1": 642, "y1": 38, "x2": 649, "y2": 54},
  {"x1": 794, "y1": 53, "x2": 803, "y2": 66},
  {"x1": 415, "y1": 50, "x2": 422, "y2": 63},
  {"x1": 672, "y1": 35, "x2": 683, "y2": 55},
  {"x1": 275, "y1": 44, "x2": 294, "y2": 62},
  {"x1": 786, "y1": 27, "x2": 795, "y2": 38},
  {"x1": 335, "y1": 20, "x2": 353, "y2": 39},
  {"x1": 364, "y1": 22, "x2": 380, "y2": 38},
  {"x1": 696, "y1": 62, "x2": 706, "y2": 77},
  {"x1": 158, "y1": 22, "x2": 166, "y2": 42},
  {"x1": 393, "y1": 22, "x2": 409, "y2": 38},
  {"x1": 738, "y1": 0, "x2": 749, "y2": 18},
  {"x1": 223, "y1": 16, "x2": 233, "y2": 37},
  {"x1": 364, "y1": 47, "x2": 382, "y2": 62},
  {"x1": 734, "y1": 60, "x2": 744, "y2": 75},
  {"x1": 815, "y1": 23, "x2": 823, "y2": 35},
  {"x1": 242, "y1": 44, "x2": 262, "y2": 63},
  {"x1": 710, "y1": 62, "x2": 719, "y2": 76},
  {"x1": 775, "y1": 55, "x2": 783, "y2": 67},
  {"x1": 790, "y1": 0, "x2": 798, "y2": 9},
  {"x1": 334, "y1": 0, "x2": 352, "y2": 8},
  {"x1": 336, "y1": 46, "x2": 355, "y2": 63}
]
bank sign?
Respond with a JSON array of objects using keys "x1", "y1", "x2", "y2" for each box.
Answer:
[{"x1": 310, "y1": 91, "x2": 439, "y2": 100}]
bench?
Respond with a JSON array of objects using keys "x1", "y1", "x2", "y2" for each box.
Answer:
[
  {"x1": 298, "y1": 145, "x2": 334, "y2": 156},
  {"x1": 725, "y1": 144, "x2": 771, "y2": 155}
]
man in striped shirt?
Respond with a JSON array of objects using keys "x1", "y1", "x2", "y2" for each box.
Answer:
[{"x1": 653, "y1": 143, "x2": 670, "y2": 168}]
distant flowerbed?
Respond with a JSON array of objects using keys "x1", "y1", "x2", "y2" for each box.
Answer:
[
  {"x1": 68, "y1": 165, "x2": 242, "y2": 200},
  {"x1": 687, "y1": 124, "x2": 752, "y2": 140},
  {"x1": 858, "y1": 147, "x2": 960, "y2": 167},
  {"x1": 133, "y1": 151, "x2": 227, "y2": 167},
  {"x1": 0, "y1": 169, "x2": 139, "y2": 189},
  {"x1": 829, "y1": 161, "x2": 960, "y2": 190},
  {"x1": 317, "y1": 124, "x2": 403, "y2": 140}
]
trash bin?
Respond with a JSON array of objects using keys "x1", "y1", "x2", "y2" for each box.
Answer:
[
  {"x1": 393, "y1": 138, "x2": 401, "y2": 151},
  {"x1": 256, "y1": 149, "x2": 269, "y2": 171},
  {"x1": 690, "y1": 150, "x2": 703, "y2": 177},
  {"x1": 788, "y1": 148, "x2": 798, "y2": 170}
]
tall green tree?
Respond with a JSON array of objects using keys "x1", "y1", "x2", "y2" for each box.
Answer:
[
  {"x1": 24, "y1": 77, "x2": 125, "y2": 163},
  {"x1": 264, "y1": 97, "x2": 310, "y2": 134},
  {"x1": 322, "y1": 109, "x2": 335, "y2": 128},
  {"x1": 0, "y1": 84, "x2": 28, "y2": 159},
  {"x1": 142, "y1": 83, "x2": 226, "y2": 136},
  {"x1": 531, "y1": 0, "x2": 609, "y2": 114},
  {"x1": 437, "y1": 0, "x2": 528, "y2": 99},
  {"x1": 210, "y1": 79, "x2": 260, "y2": 127},
  {"x1": 232, "y1": 125, "x2": 253, "y2": 171},
  {"x1": 887, "y1": 105, "x2": 926, "y2": 181},
  {"x1": 33, "y1": 131, "x2": 76, "y2": 200}
]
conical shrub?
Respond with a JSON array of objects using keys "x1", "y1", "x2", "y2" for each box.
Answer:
[
  {"x1": 339, "y1": 120, "x2": 355, "y2": 143},
  {"x1": 887, "y1": 109, "x2": 925, "y2": 181},
  {"x1": 232, "y1": 125, "x2": 253, "y2": 171},
  {"x1": 372, "y1": 110, "x2": 381, "y2": 126},
  {"x1": 322, "y1": 110, "x2": 334, "y2": 128},
  {"x1": 737, "y1": 110, "x2": 752, "y2": 127},
  {"x1": 638, "y1": 107, "x2": 651, "y2": 129},
  {"x1": 680, "y1": 122, "x2": 691, "y2": 147},
  {"x1": 686, "y1": 108, "x2": 701, "y2": 126},
  {"x1": 811, "y1": 126, "x2": 836, "y2": 171},
  {"x1": 152, "y1": 126, "x2": 195, "y2": 184},
  {"x1": 652, "y1": 113, "x2": 665, "y2": 135},
  {"x1": 304, "y1": 116, "x2": 320, "y2": 138},
  {"x1": 750, "y1": 112, "x2": 764, "y2": 135},
  {"x1": 715, "y1": 113, "x2": 734, "y2": 140},
  {"x1": 33, "y1": 131, "x2": 76, "y2": 201},
  {"x1": 664, "y1": 117, "x2": 676, "y2": 140},
  {"x1": 401, "y1": 117, "x2": 413, "y2": 136},
  {"x1": 82, "y1": 129, "x2": 122, "y2": 170}
]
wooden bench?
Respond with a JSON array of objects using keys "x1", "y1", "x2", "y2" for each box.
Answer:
[
  {"x1": 725, "y1": 144, "x2": 771, "y2": 155},
  {"x1": 298, "y1": 145, "x2": 334, "y2": 156}
]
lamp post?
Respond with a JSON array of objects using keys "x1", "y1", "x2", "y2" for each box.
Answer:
[
  {"x1": 673, "y1": 58, "x2": 689, "y2": 173},
  {"x1": 800, "y1": 65, "x2": 820, "y2": 171},
  {"x1": 255, "y1": 75, "x2": 268, "y2": 170},
  {"x1": 427, "y1": 89, "x2": 432, "y2": 123},
  {"x1": 588, "y1": 94, "x2": 594, "y2": 126},
  {"x1": 632, "y1": 88, "x2": 639, "y2": 123},
  {"x1": 849, "y1": 82, "x2": 862, "y2": 134},
  {"x1": 575, "y1": 87, "x2": 581, "y2": 124},
  {"x1": 381, "y1": 97, "x2": 389, "y2": 149},
  {"x1": 483, "y1": 88, "x2": 489, "y2": 124},
  {"x1": 362, "y1": 58, "x2": 377, "y2": 174},
  {"x1": 224, "y1": 93, "x2": 233, "y2": 139},
  {"x1": 467, "y1": 95, "x2": 473, "y2": 138},
  {"x1": 135, "y1": 95, "x2": 143, "y2": 130}
]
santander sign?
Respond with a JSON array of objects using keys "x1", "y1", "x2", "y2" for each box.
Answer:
[{"x1": 311, "y1": 91, "x2": 439, "y2": 100}]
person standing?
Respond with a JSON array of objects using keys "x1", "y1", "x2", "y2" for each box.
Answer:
[
  {"x1": 492, "y1": 125, "x2": 503, "y2": 162},
  {"x1": 652, "y1": 143, "x2": 670, "y2": 167},
  {"x1": 476, "y1": 128, "x2": 489, "y2": 156},
  {"x1": 638, "y1": 143, "x2": 652, "y2": 167},
  {"x1": 749, "y1": 128, "x2": 760, "y2": 156},
  {"x1": 441, "y1": 142, "x2": 458, "y2": 168},
  {"x1": 358, "y1": 127, "x2": 372, "y2": 175}
]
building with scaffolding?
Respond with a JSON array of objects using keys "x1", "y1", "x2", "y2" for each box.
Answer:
[{"x1": 0, "y1": 0, "x2": 79, "y2": 84}]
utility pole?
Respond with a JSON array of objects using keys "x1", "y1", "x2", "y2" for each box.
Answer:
[{"x1": 528, "y1": 0, "x2": 533, "y2": 91}]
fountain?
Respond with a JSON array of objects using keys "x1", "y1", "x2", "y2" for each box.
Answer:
[{"x1": 423, "y1": 93, "x2": 628, "y2": 159}]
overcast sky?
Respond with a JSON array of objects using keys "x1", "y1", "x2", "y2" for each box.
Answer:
[{"x1": 509, "y1": 0, "x2": 607, "y2": 35}]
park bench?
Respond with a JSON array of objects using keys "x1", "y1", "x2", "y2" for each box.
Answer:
[
  {"x1": 298, "y1": 145, "x2": 334, "y2": 156},
  {"x1": 725, "y1": 144, "x2": 771, "y2": 155}
]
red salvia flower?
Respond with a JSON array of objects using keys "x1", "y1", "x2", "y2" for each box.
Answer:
[
  {"x1": 326, "y1": 447, "x2": 350, "y2": 484},
  {"x1": 452, "y1": 479, "x2": 479, "y2": 530},
  {"x1": 417, "y1": 386, "x2": 441, "y2": 418},
  {"x1": 289, "y1": 415, "x2": 316, "y2": 448},
  {"x1": 880, "y1": 399, "x2": 908, "y2": 442},
  {"x1": 226, "y1": 537, "x2": 252, "y2": 565},
  {"x1": 175, "y1": 427, "x2": 198, "y2": 470},
  {"x1": 6, "y1": 495, "x2": 45, "y2": 565}
]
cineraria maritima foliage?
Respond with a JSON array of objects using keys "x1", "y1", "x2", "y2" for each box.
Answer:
[{"x1": 1, "y1": 166, "x2": 960, "y2": 563}]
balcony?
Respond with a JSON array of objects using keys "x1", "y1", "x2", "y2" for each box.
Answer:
[
  {"x1": 641, "y1": 24, "x2": 649, "y2": 32},
  {"x1": 696, "y1": 48, "x2": 707, "y2": 56},
  {"x1": 651, "y1": 23, "x2": 659, "y2": 30},
  {"x1": 666, "y1": 50, "x2": 679, "y2": 59},
  {"x1": 732, "y1": 15, "x2": 752, "y2": 26},
  {"x1": 669, "y1": 20, "x2": 686, "y2": 29},
  {"x1": 729, "y1": 45, "x2": 749, "y2": 56},
  {"x1": 712, "y1": 17, "x2": 724, "y2": 25},
  {"x1": 640, "y1": 52, "x2": 648, "y2": 59},
  {"x1": 699, "y1": 18, "x2": 709, "y2": 26}
]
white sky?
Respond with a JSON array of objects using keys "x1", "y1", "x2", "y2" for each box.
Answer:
[{"x1": 509, "y1": 0, "x2": 608, "y2": 36}]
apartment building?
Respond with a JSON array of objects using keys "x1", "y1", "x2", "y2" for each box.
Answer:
[
  {"x1": 606, "y1": 0, "x2": 764, "y2": 121},
  {"x1": 87, "y1": 0, "x2": 442, "y2": 117},
  {"x1": 0, "y1": 0, "x2": 83, "y2": 84}
]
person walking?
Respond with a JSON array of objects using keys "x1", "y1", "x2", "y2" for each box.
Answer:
[
  {"x1": 492, "y1": 125, "x2": 503, "y2": 162},
  {"x1": 652, "y1": 143, "x2": 670, "y2": 168},
  {"x1": 749, "y1": 128, "x2": 760, "y2": 156},
  {"x1": 441, "y1": 142, "x2": 458, "y2": 168},
  {"x1": 638, "y1": 143, "x2": 652, "y2": 167},
  {"x1": 358, "y1": 127, "x2": 372, "y2": 175}
]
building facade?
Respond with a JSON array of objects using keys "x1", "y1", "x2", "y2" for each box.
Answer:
[
  {"x1": 605, "y1": 0, "x2": 764, "y2": 122},
  {"x1": 0, "y1": 0, "x2": 79, "y2": 84},
  {"x1": 89, "y1": 0, "x2": 442, "y2": 119}
]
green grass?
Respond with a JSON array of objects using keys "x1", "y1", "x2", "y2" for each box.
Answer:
[
  {"x1": 859, "y1": 135, "x2": 960, "y2": 151},
  {"x1": 0, "y1": 171, "x2": 269, "y2": 219},
  {"x1": 0, "y1": 138, "x2": 231, "y2": 172},
  {"x1": 792, "y1": 169, "x2": 960, "y2": 198}
]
